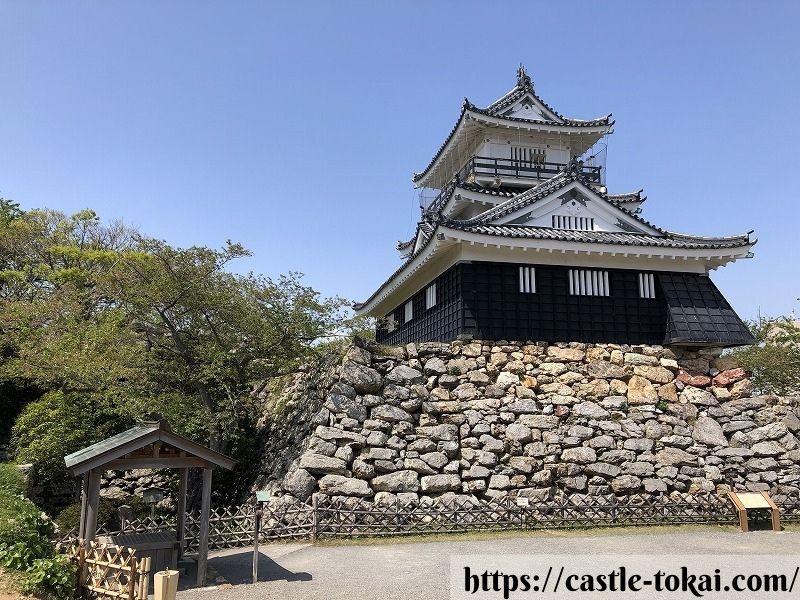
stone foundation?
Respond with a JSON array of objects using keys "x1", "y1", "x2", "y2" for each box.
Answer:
[{"x1": 256, "y1": 339, "x2": 800, "y2": 504}]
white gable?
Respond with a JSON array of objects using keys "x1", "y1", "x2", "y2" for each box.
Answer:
[
  {"x1": 487, "y1": 181, "x2": 661, "y2": 236},
  {"x1": 500, "y1": 93, "x2": 561, "y2": 123}
]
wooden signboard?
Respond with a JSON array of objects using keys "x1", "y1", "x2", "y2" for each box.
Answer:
[{"x1": 727, "y1": 491, "x2": 780, "y2": 532}]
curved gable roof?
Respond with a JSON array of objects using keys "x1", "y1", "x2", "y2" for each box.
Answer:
[{"x1": 412, "y1": 69, "x2": 612, "y2": 185}]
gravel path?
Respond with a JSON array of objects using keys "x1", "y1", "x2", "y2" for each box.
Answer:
[{"x1": 178, "y1": 527, "x2": 800, "y2": 600}]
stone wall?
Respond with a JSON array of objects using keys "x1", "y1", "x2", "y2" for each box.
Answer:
[
  {"x1": 259, "y1": 339, "x2": 800, "y2": 504},
  {"x1": 252, "y1": 352, "x2": 343, "y2": 499}
]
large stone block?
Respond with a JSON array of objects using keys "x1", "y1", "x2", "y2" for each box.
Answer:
[
  {"x1": 371, "y1": 405, "x2": 414, "y2": 423},
  {"x1": 339, "y1": 360, "x2": 383, "y2": 394},
  {"x1": 692, "y1": 417, "x2": 728, "y2": 447},
  {"x1": 420, "y1": 474, "x2": 461, "y2": 493},
  {"x1": 371, "y1": 470, "x2": 420, "y2": 493},
  {"x1": 299, "y1": 453, "x2": 347, "y2": 475},
  {"x1": 319, "y1": 475, "x2": 372, "y2": 497},
  {"x1": 561, "y1": 447, "x2": 597, "y2": 464},
  {"x1": 627, "y1": 375, "x2": 657, "y2": 405}
]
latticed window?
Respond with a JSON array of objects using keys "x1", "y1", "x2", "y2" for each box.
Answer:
[
  {"x1": 404, "y1": 300, "x2": 413, "y2": 323},
  {"x1": 386, "y1": 314, "x2": 396, "y2": 332},
  {"x1": 552, "y1": 215, "x2": 594, "y2": 231},
  {"x1": 639, "y1": 272, "x2": 656, "y2": 299},
  {"x1": 425, "y1": 283, "x2": 437, "y2": 310},
  {"x1": 568, "y1": 269, "x2": 610, "y2": 296},
  {"x1": 518, "y1": 266, "x2": 536, "y2": 293},
  {"x1": 511, "y1": 146, "x2": 546, "y2": 166}
]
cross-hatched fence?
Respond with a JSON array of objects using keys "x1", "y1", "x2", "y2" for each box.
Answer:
[{"x1": 55, "y1": 491, "x2": 800, "y2": 552}]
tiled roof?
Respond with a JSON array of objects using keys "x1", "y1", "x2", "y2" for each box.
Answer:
[
  {"x1": 608, "y1": 190, "x2": 646, "y2": 204},
  {"x1": 448, "y1": 163, "x2": 674, "y2": 237},
  {"x1": 412, "y1": 71, "x2": 611, "y2": 184},
  {"x1": 482, "y1": 67, "x2": 609, "y2": 126},
  {"x1": 424, "y1": 179, "x2": 522, "y2": 218},
  {"x1": 457, "y1": 182, "x2": 522, "y2": 198},
  {"x1": 354, "y1": 221, "x2": 439, "y2": 311},
  {"x1": 454, "y1": 170, "x2": 577, "y2": 224},
  {"x1": 441, "y1": 223, "x2": 753, "y2": 250}
]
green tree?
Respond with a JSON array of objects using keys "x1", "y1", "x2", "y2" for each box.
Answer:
[
  {"x1": 2, "y1": 207, "x2": 360, "y2": 506},
  {"x1": 733, "y1": 315, "x2": 800, "y2": 395},
  {"x1": 105, "y1": 238, "x2": 352, "y2": 454}
]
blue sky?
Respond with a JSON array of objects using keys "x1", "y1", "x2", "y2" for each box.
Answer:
[{"x1": 1, "y1": 1, "x2": 798, "y2": 319}]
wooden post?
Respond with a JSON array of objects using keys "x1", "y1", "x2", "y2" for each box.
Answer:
[
  {"x1": 176, "y1": 468, "x2": 188, "y2": 558},
  {"x1": 311, "y1": 494, "x2": 318, "y2": 543},
  {"x1": 84, "y1": 470, "x2": 102, "y2": 541},
  {"x1": 128, "y1": 554, "x2": 138, "y2": 600},
  {"x1": 395, "y1": 496, "x2": 400, "y2": 532},
  {"x1": 78, "y1": 473, "x2": 88, "y2": 539},
  {"x1": 252, "y1": 504, "x2": 261, "y2": 584},
  {"x1": 196, "y1": 467, "x2": 212, "y2": 587},
  {"x1": 138, "y1": 557, "x2": 152, "y2": 600},
  {"x1": 77, "y1": 539, "x2": 87, "y2": 597}
]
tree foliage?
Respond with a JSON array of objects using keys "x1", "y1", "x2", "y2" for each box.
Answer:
[
  {"x1": 1, "y1": 204, "x2": 361, "y2": 506},
  {"x1": 732, "y1": 316, "x2": 800, "y2": 395}
]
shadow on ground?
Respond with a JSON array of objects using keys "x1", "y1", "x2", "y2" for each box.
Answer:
[{"x1": 177, "y1": 549, "x2": 312, "y2": 590}]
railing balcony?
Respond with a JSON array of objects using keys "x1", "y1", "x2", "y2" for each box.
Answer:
[
  {"x1": 459, "y1": 155, "x2": 602, "y2": 184},
  {"x1": 423, "y1": 156, "x2": 602, "y2": 216}
]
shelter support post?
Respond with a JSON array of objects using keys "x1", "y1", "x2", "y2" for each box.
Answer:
[
  {"x1": 196, "y1": 467, "x2": 212, "y2": 587},
  {"x1": 176, "y1": 468, "x2": 188, "y2": 558},
  {"x1": 78, "y1": 473, "x2": 88, "y2": 539},
  {"x1": 84, "y1": 469, "x2": 102, "y2": 542}
]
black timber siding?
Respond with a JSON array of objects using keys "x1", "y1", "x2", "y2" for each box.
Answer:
[
  {"x1": 659, "y1": 273, "x2": 755, "y2": 346},
  {"x1": 461, "y1": 262, "x2": 667, "y2": 345},
  {"x1": 375, "y1": 261, "x2": 753, "y2": 347},
  {"x1": 376, "y1": 265, "x2": 463, "y2": 345}
]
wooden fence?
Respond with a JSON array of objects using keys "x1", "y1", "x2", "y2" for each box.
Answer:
[
  {"x1": 56, "y1": 491, "x2": 800, "y2": 552},
  {"x1": 312, "y1": 492, "x2": 739, "y2": 537},
  {"x1": 66, "y1": 540, "x2": 150, "y2": 600}
]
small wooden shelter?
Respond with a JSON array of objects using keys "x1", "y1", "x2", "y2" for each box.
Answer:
[{"x1": 64, "y1": 419, "x2": 236, "y2": 587}]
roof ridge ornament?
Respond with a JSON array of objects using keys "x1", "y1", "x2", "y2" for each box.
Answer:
[
  {"x1": 567, "y1": 156, "x2": 584, "y2": 174},
  {"x1": 516, "y1": 64, "x2": 533, "y2": 89}
]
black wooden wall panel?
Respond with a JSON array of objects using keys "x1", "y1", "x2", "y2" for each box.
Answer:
[
  {"x1": 376, "y1": 266, "x2": 462, "y2": 345},
  {"x1": 659, "y1": 272, "x2": 754, "y2": 346},
  {"x1": 374, "y1": 261, "x2": 749, "y2": 347},
  {"x1": 461, "y1": 262, "x2": 667, "y2": 345}
]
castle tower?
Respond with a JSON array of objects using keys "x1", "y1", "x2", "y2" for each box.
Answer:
[{"x1": 355, "y1": 67, "x2": 755, "y2": 347}]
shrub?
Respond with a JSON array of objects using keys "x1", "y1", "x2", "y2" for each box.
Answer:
[
  {"x1": 11, "y1": 391, "x2": 132, "y2": 479},
  {"x1": 53, "y1": 503, "x2": 81, "y2": 537},
  {"x1": 0, "y1": 463, "x2": 26, "y2": 496},
  {"x1": 0, "y1": 489, "x2": 75, "y2": 600},
  {"x1": 21, "y1": 555, "x2": 75, "y2": 600},
  {"x1": 0, "y1": 490, "x2": 53, "y2": 557},
  {"x1": 55, "y1": 495, "x2": 152, "y2": 534}
]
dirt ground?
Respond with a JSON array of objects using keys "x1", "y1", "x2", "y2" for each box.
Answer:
[{"x1": 0, "y1": 568, "x2": 26, "y2": 600}]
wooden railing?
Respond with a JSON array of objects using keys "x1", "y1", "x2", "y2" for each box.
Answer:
[
  {"x1": 423, "y1": 156, "x2": 602, "y2": 216},
  {"x1": 459, "y1": 156, "x2": 602, "y2": 183}
]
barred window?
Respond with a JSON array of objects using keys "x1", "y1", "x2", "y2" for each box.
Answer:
[
  {"x1": 425, "y1": 283, "x2": 437, "y2": 310},
  {"x1": 518, "y1": 266, "x2": 536, "y2": 293},
  {"x1": 639, "y1": 272, "x2": 656, "y2": 299},
  {"x1": 404, "y1": 300, "x2": 413, "y2": 323},
  {"x1": 568, "y1": 269, "x2": 610, "y2": 296},
  {"x1": 386, "y1": 314, "x2": 396, "y2": 332},
  {"x1": 552, "y1": 215, "x2": 594, "y2": 231}
]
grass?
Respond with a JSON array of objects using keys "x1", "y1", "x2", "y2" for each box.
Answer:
[{"x1": 314, "y1": 523, "x2": 742, "y2": 547}]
